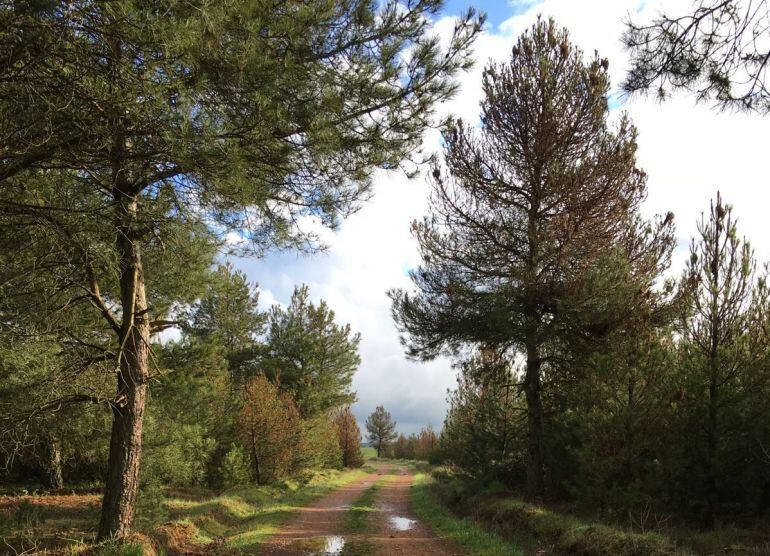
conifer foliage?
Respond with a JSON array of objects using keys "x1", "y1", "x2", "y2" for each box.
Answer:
[
  {"x1": 238, "y1": 376, "x2": 301, "y2": 485},
  {"x1": 623, "y1": 0, "x2": 770, "y2": 113},
  {"x1": 366, "y1": 406, "x2": 398, "y2": 458},
  {"x1": 676, "y1": 194, "x2": 770, "y2": 526},
  {"x1": 334, "y1": 406, "x2": 364, "y2": 468},
  {"x1": 391, "y1": 18, "x2": 675, "y2": 498},
  {"x1": 0, "y1": 0, "x2": 481, "y2": 539}
]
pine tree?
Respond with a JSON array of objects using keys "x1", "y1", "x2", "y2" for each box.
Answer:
[
  {"x1": 365, "y1": 406, "x2": 397, "y2": 458},
  {"x1": 186, "y1": 263, "x2": 265, "y2": 385},
  {"x1": 440, "y1": 352, "x2": 525, "y2": 483},
  {"x1": 678, "y1": 194, "x2": 769, "y2": 527},
  {"x1": 0, "y1": 0, "x2": 481, "y2": 538},
  {"x1": 259, "y1": 285, "x2": 360, "y2": 418},
  {"x1": 334, "y1": 406, "x2": 364, "y2": 468},
  {"x1": 623, "y1": 0, "x2": 770, "y2": 113},
  {"x1": 391, "y1": 19, "x2": 675, "y2": 498}
]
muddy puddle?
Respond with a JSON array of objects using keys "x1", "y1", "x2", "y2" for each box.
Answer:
[
  {"x1": 285, "y1": 535, "x2": 346, "y2": 555},
  {"x1": 388, "y1": 516, "x2": 417, "y2": 531}
]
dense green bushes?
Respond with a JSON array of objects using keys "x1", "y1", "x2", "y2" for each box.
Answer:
[{"x1": 426, "y1": 470, "x2": 682, "y2": 556}]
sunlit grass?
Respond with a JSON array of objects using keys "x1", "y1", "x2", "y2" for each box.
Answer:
[
  {"x1": 409, "y1": 473, "x2": 523, "y2": 556},
  {"x1": 343, "y1": 476, "x2": 386, "y2": 533},
  {"x1": 163, "y1": 468, "x2": 367, "y2": 553}
]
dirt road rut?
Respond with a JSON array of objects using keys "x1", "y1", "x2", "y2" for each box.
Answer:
[{"x1": 259, "y1": 464, "x2": 461, "y2": 556}]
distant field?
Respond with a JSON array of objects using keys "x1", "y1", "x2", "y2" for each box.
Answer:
[{"x1": 360, "y1": 446, "x2": 377, "y2": 459}]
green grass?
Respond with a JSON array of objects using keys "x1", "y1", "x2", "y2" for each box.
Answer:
[
  {"x1": 417, "y1": 470, "x2": 770, "y2": 556},
  {"x1": 410, "y1": 473, "x2": 524, "y2": 556},
  {"x1": 163, "y1": 468, "x2": 367, "y2": 553},
  {"x1": 482, "y1": 497, "x2": 681, "y2": 556},
  {"x1": 360, "y1": 446, "x2": 377, "y2": 460},
  {"x1": 0, "y1": 468, "x2": 367, "y2": 555},
  {"x1": 343, "y1": 477, "x2": 385, "y2": 533}
]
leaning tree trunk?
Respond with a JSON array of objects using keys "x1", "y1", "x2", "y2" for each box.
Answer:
[
  {"x1": 524, "y1": 337, "x2": 545, "y2": 500},
  {"x1": 97, "y1": 195, "x2": 151, "y2": 541}
]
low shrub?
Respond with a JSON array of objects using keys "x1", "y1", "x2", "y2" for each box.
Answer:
[
  {"x1": 220, "y1": 443, "x2": 253, "y2": 489},
  {"x1": 11, "y1": 498, "x2": 45, "y2": 530},
  {"x1": 475, "y1": 497, "x2": 678, "y2": 555}
]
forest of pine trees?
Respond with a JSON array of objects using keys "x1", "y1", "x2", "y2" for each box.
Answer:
[
  {"x1": 392, "y1": 18, "x2": 770, "y2": 530},
  {"x1": 1, "y1": 0, "x2": 770, "y2": 554}
]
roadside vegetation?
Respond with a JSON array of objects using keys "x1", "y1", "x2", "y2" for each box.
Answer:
[
  {"x1": 3, "y1": 0, "x2": 770, "y2": 554},
  {"x1": 0, "y1": 468, "x2": 366, "y2": 554},
  {"x1": 0, "y1": 0, "x2": 481, "y2": 546},
  {"x1": 414, "y1": 467, "x2": 770, "y2": 556},
  {"x1": 410, "y1": 473, "x2": 523, "y2": 556}
]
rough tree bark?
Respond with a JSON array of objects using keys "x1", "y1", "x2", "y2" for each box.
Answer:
[
  {"x1": 97, "y1": 193, "x2": 151, "y2": 540},
  {"x1": 524, "y1": 337, "x2": 545, "y2": 500},
  {"x1": 46, "y1": 437, "x2": 64, "y2": 490}
]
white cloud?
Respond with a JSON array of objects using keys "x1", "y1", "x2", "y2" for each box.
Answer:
[{"x1": 235, "y1": 0, "x2": 770, "y2": 435}]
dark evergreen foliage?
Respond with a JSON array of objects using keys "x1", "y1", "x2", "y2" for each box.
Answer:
[
  {"x1": 623, "y1": 0, "x2": 770, "y2": 113},
  {"x1": 391, "y1": 18, "x2": 675, "y2": 499}
]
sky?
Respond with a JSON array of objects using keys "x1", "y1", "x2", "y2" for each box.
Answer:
[{"x1": 233, "y1": 0, "x2": 770, "y2": 435}]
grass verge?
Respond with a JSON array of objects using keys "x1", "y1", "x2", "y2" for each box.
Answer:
[
  {"x1": 419, "y1": 469, "x2": 770, "y2": 556},
  {"x1": 0, "y1": 468, "x2": 367, "y2": 555},
  {"x1": 162, "y1": 468, "x2": 367, "y2": 554},
  {"x1": 475, "y1": 497, "x2": 681, "y2": 556},
  {"x1": 409, "y1": 473, "x2": 523, "y2": 556},
  {"x1": 360, "y1": 446, "x2": 377, "y2": 460},
  {"x1": 343, "y1": 477, "x2": 385, "y2": 533}
]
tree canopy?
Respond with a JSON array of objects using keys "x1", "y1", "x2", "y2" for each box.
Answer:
[
  {"x1": 391, "y1": 18, "x2": 675, "y2": 498},
  {"x1": 0, "y1": 0, "x2": 481, "y2": 539}
]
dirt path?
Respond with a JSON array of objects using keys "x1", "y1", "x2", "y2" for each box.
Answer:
[
  {"x1": 366, "y1": 466, "x2": 460, "y2": 556},
  {"x1": 259, "y1": 463, "x2": 461, "y2": 556},
  {"x1": 259, "y1": 465, "x2": 386, "y2": 555}
]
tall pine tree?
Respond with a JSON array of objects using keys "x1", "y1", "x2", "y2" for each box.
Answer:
[
  {"x1": 678, "y1": 194, "x2": 770, "y2": 526},
  {"x1": 391, "y1": 19, "x2": 675, "y2": 498},
  {"x1": 0, "y1": 0, "x2": 481, "y2": 539},
  {"x1": 258, "y1": 285, "x2": 360, "y2": 418}
]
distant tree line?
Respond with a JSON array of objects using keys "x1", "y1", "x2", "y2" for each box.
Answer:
[{"x1": 391, "y1": 427, "x2": 440, "y2": 462}]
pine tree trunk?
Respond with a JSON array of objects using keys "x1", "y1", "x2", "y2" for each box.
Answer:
[
  {"x1": 251, "y1": 426, "x2": 262, "y2": 485},
  {"x1": 704, "y1": 361, "x2": 718, "y2": 529},
  {"x1": 46, "y1": 437, "x2": 63, "y2": 490},
  {"x1": 97, "y1": 196, "x2": 151, "y2": 541},
  {"x1": 703, "y1": 220, "x2": 721, "y2": 530},
  {"x1": 524, "y1": 337, "x2": 545, "y2": 500}
]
